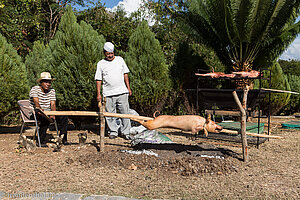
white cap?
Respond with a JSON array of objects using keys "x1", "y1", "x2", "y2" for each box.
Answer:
[{"x1": 103, "y1": 42, "x2": 114, "y2": 52}]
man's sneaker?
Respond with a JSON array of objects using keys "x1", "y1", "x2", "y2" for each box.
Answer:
[{"x1": 109, "y1": 135, "x2": 117, "y2": 139}]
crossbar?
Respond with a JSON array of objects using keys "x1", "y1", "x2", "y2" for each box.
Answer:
[
  {"x1": 43, "y1": 111, "x2": 154, "y2": 121},
  {"x1": 205, "y1": 110, "x2": 241, "y2": 116}
]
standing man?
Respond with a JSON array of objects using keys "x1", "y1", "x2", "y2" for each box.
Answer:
[
  {"x1": 30, "y1": 72, "x2": 68, "y2": 147},
  {"x1": 95, "y1": 42, "x2": 132, "y2": 139}
]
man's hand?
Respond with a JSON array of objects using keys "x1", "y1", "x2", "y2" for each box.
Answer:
[
  {"x1": 50, "y1": 115, "x2": 55, "y2": 121},
  {"x1": 97, "y1": 94, "x2": 102, "y2": 103},
  {"x1": 34, "y1": 107, "x2": 43, "y2": 115},
  {"x1": 128, "y1": 88, "x2": 132, "y2": 96}
]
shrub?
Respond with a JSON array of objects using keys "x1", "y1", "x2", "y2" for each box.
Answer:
[
  {"x1": 281, "y1": 74, "x2": 300, "y2": 115},
  {"x1": 0, "y1": 33, "x2": 29, "y2": 123},
  {"x1": 125, "y1": 21, "x2": 172, "y2": 115},
  {"x1": 255, "y1": 62, "x2": 291, "y2": 115}
]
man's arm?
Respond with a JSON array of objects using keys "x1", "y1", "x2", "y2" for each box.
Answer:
[
  {"x1": 124, "y1": 73, "x2": 132, "y2": 96},
  {"x1": 50, "y1": 100, "x2": 56, "y2": 120},
  {"x1": 32, "y1": 97, "x2": 54, "y2": 121},
  {"x1": 50, "y1": 100, "x2": 56, "y2": 111},
  {"x1": 96, "y1": 80, "x2": 102, "y2": 102},
  {"x1": 32, "y1": 97, "x2": 41, "y2": 109},
  {"x1": 32, "y1": 97, "x2": 44, "y2": 117}
]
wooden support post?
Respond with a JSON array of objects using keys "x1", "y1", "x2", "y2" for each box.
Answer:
[
  {"x1": 232, "y1": 89, "x2": 249, "y2": 162},
  {"x1": 98, "y1": 98, "x2": 106, "y2": 152},
  {"x1": 242, "y1": 88, "x2": 249, "y2": 162}
]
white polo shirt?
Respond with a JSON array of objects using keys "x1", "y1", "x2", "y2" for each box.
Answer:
[{"x1": 95, "y1": 56, "x2": 130, "y2": 97}]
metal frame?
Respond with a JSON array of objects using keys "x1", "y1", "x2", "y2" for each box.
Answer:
[
  {"x1": 256, "y1": 68, "x2": 272, "y2": 147},
  {"x1": 195, "y1": 70, "x2": 271, "y2": 148},
  {"x1": 18, "y1": 100, "x2": 59, "y2": 147}
]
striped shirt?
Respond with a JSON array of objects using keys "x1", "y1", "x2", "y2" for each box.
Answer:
[{"x1": 29, "y1": 86, "x2": 56, "y2": 111}]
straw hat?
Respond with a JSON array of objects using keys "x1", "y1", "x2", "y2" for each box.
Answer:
[{"x1": 36, "y1": 72, "x2": 56, "y2": 83}]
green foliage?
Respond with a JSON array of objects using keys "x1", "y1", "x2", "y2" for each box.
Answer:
[
  {"x1": 143, "y1": 1, "x2": 227, "y2": 114},
  {"x1": 166, "y1": 41, "x2": 227, "y2": 115},
  {"x1": 171, "y1": 0, "x2": 300, "y2": 71},
  {"x1": 0, "y1": 0, "x2": 92, "y2": 58},
  {"x1": 77, "y1": 3, "x2": 138, "y2": 53},
  {"x1": 26, "y1": 6, "x2": 105, "y2": 111},
  {"x1": 25, "y1": 40, "x2": 48, "y2": 88},
  {"x1": 142, "y1": 0, "x2": 189, "y2": 66},
  {"x1": 255, "y1": 62, "x2": 291, "y2": 115},
  {"x1": 0, "y1": 0, "x2": 44, "y2": 57},
  {"x1": 126, "y1": 21, "x2": 172, "y2": 115},
  {"x1": 49, "y1": 6, "x2": 105, "y2": 110},
  {"x1": 281, "y1": 74, "x2": 300, "y2": 115},
  {"x1": 171, "y1": 42, "x2": 225, "y2": 89},
  {"x1": 0, "y1": 33, "x2": 29, "y2": 122},
  {"x1": 278, "y1": 59, "x2": 300, "y2": 76},
  {"x1": 276, "y1": 59, "x2": 300, "y2": 114}
]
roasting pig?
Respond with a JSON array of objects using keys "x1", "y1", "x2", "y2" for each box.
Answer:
[{"x1": 135, "y1": 115, "x2": 223, "y2": 136}]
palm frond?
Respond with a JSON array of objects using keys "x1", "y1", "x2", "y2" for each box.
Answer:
[{"x1": 175, "y1": 0, "x2": 300, "y2": 71}]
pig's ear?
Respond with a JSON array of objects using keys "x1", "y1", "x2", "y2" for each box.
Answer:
[{"x1": 207, "y1": 114, "x2": 211, "y2": 121}]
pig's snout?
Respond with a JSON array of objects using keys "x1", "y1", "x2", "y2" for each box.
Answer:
[
  {"x1": 214, "y1": 124, "x2": 223, "y2": 133},
  {"x1": 206, "y1": 120, "x2": 223, "y2": 133}
]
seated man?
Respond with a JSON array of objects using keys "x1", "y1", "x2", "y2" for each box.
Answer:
[{"x1": 29, "y1": 72, "x2": 68, "y2": 147}]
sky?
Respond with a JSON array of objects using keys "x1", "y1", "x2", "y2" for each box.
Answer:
[{"x1": 79, "y1": 0, "x2": 300, "y2": 61}]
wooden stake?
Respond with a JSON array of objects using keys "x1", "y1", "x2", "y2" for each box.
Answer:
[
  {"x1": 99, "y1": 98, "x2": 106, "y2": 152},
  {"x1": 232, "y1": 89, "x2": 249, "y2": 162}
]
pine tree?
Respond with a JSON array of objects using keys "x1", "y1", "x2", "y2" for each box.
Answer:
[
  {"x1": 42, "y1": 6, "x2": 105, "y2": 110},
  {"x1": 125, "y1": 21, "x2": 171, "y2": 115},
  {"x1": 0, "y1": 33, "x2": 29, "y2": 122}
]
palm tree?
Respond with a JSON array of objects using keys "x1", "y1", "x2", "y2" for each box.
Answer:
[{"x1": 172, "y1": 0, "x2": 300, "y2": 72}]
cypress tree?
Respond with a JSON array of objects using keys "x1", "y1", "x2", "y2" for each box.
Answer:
[
  {"x1": 282, "y1": 75, "x2": 300, "y2": 115},
  {"x1": 257, "y1": 62, "x2": 291, "y2": 115},
  {"x1": 125, "y1": 21, "x2": 171, "y2": 115},
  {"x1": 0, "y1": 33, "x2": 29, "y2": 122},
  {"x1": 25, "y1": 40, "x2": 48, "y2": 88},
  {"x1": 44, "y1": 6, "x2": 105, "y2": 110}
]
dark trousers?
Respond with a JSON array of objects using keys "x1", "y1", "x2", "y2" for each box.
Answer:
[{"x1": 35, "y1": 114, "x2": 68, "y2": 143}]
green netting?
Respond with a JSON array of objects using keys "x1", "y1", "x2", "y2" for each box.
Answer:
[
  {"x1": 281, "y1": 121, "x2": 300, "y2": 129},
  {"x1": 218, "y1": 122, "x2": 265, "y2": 133}
]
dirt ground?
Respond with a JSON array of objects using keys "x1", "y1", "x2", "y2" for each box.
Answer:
[{"x1": 0, "y1": 118, "x2": 299, "y2": 199}]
